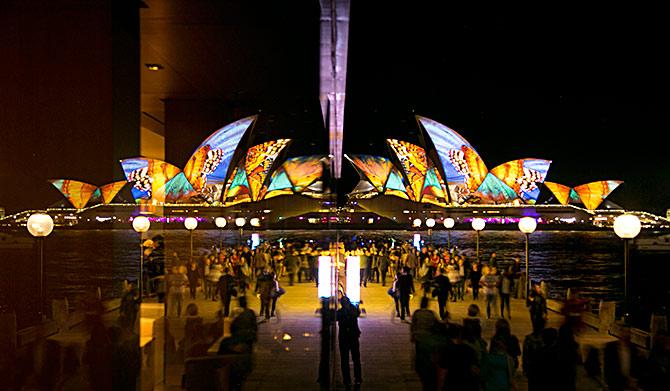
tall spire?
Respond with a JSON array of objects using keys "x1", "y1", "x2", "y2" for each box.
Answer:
[{"x1": 319, "y1": 0, "x2": 350, "y2": 178}]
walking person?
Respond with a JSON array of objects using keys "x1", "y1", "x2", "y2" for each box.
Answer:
[
  {"x1": 186, "y1": 260, "x2": 200, "y2": 300},
  {"x1": 255, "y1": 267, "x2": 274, "y2": 321},
  {"x1": 378, "y1": 249, "x2": 390, "y2": 286},
  {"x1": 411, "y1": 297, "x2": 440, "y2": 391},
  {"x1": 285, "y1": 248, "x2": 299, "y2": 286},
  {"x1": 470, "y1": 262, "x2": 482, "y2": 300},
  {"x1": 396, "y1": 266, "x2": 415, "y2": 321},
  {"x1": 216, "y1": 267, "x2": 237, "y2": 317},
  {"x1": 527, "y1": 283, "x2": 548, "y2": 332},
  {"x1": 482, "y1": 266, "x2": 500, "y2": 319},
  {"x1": 432, "y1": 268, "x2": 451, "y2": 320},
  {"x1": 337, "y1": 296, "x2": 362, "y2": 388},
  {"x1": 167, "y1": 265, "x2": 188, "y2": 318},
  {"x1": 499, "y1": 266, "x2": 513, "y2": 319}
]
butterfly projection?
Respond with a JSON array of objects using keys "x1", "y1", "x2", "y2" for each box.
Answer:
[
  {"x1": 221, "y1": 139, "x2": 292, "y2": 205},
  {"x1": 49, "y1": 179, "x2": 127, "y2": 209},
  {"x1": 346, "y1": 152, "x2": 448, "y2": 206},
  {"x1": 259, "y1": 155, "x2": 327, "y2": 201},
  {"x1": 416, "y1": 116, "x2": 552, "y2": 205},
  {"x1": 117, "y1": 117, "x2": 258, "y2": 205},
  {"x1": 544, "y1": 181, "x2": 623, "y2": 210}
]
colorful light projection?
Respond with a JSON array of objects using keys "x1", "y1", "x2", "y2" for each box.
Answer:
[
  {"x1": 49, "y1": 179, "x2": 127, "y2": 208},
  {"x1": 544, "y1": 180, "x2": 623, "y2": 210},
  {"x1": 345, "y1": 154, "x2": 394, "y2": 192},
  {"x1": 386, "y1": 139, "x2": 429, "y2": 201},
  {"x1": 420, "y1": 166, "x2": 448, "y2": 206},
  {"x1": 98, "y1": 181, "x2": 127, "y2": 204},
  {"x1": 282, "y1": 155, "x2": 325, "y2": 192},
  {"x1": 416, "y1": 116, "x2": 488, "y2": 203},
  {"x1": 222, "y1": 164, "x2": 252, "y2": 206},
  {"x1": 49, "y1": 180, "x2": 98, "y2": 209},
  {"x1": 244, "y1": 139, "x2": 291, "y2": 201},
  {"x1": 574, "y1": 180, "x2": 623, "y2": 210},
  {"x1": 489, "y1": 159, "x2": 552, "y2": 204},
  {"x1": 120, "y1": 158, "x2": 182, "y2": 204},
  {"x1": 183, "y1": 116, "x2": 257, "y2": 192},
  {"x1": 164, "y1": 173, "x2": 198, "y2": 203}
]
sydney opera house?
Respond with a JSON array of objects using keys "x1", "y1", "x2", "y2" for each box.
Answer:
[{"x1": 2, "y1": 115, "x2": 646, "y2": 230}]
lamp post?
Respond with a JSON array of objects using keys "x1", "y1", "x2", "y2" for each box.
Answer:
[
  {"x1": 214, "y1": 217, "x2": 227, "y2": 252},
  {"x1": 613, "y1": 214, "x2": 641, "y2": 325},
  {"x1": 443, "y1": 217, "x2": 455, "y2": 250},
  {"x1": 426, "y1": 218, "x2": 435, "y2": 244},
  {"x1": 27, "y1": 213, "x2": 54, "y2": 320},
  {"x1": 184, "y1": 217, "x2": 198, "y2": 261},
  {"x1": 131, "y1": 215, "x2": 150, "y2": 301},
  {"x1": 235, "y1": 217, "x2": 246, "y2": 246},
  {"x1": 471, "y1": 218, "x2": 485, "y2": 261},
  {"x1": 518, "y1": 216, "x2": 537, "y2": 299}
]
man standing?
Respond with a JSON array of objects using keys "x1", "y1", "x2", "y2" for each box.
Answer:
[
  {"x1": 216, "y1": 267, "x2": 237, "y2": 317},
  {"x1": 527, "y1": 283, "x2": 548, "y2": 332},
  {"x1": 337, "y1": 296, "x2": 362, "y2": 388},
  {"x1": 255, "y1": 267, "x2": 274, "y2": 320},
  {"x1": 396, "y1": 266, "x2": 415, "y2": 320},
  {"x1": 284, "y1": 248, "x2": 300, "y2": 286},
  {"x1": 433, "y1": 268, "x2": 451, "y2": 320}
]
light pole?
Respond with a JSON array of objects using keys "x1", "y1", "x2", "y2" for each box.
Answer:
[
  {"x1": 443, "y1": 217, "x2": 455, "y2": 250},
  {"x1": 131, "y1": 215, "x2": 150, "y2": 301},
  {"x1": 412, "y1": 218, "x2": 422, "y2": 248},
  {"x1": 471, "y1": 218, "x2": 485, "y2": 261},
  {"x1": 235, "y1": 217, "x2": 246, "y2": 246},
  {"x1": 184, "y1": 217, "x2": 198, "y2": 261},
  {"x1": 214, "y1": 217, "x2": 227, "y2": 252},
  {"x1": 613, "y1": 214, "x2": 641, "y2": 325},
  {"x1": 426, "y1": 218, "x2": 435, "y2": 245},
  {"x1": 27, "y1": 213, "x2": 54, "y2": 320},
  {"x1": 518, "y1": 216, "x2": 537, "y2": 299}
]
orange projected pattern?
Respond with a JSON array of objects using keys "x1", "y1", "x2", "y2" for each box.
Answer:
[
  {"x1": 223, "y1": 165, "x2": 251, "y2": 205},
  {"x1": 183, "y1": 145, "x2": 210, "y2": 192},
  {"x1": 244, "y1": 139, "x2": 291, "y2": 201},
  {"x1": 283, "y1": 155, "x2": 324, "y2": 192},
  {"x1": 446, "y1": 145, "x2": 488, "y2": 194},
  {"x1": 544, "y1": 182, "x2": 572, "y2": 205},
  {"x1": 385, "y1": 188, "x2": 410, "y2": 200},
  {"x1": 387, "y1": 139, "x2": 428, "y2": 201},
  {"x1": 347, "y1": 155, "x2": 393, "y2": 192},
  {"x1": 574, "y1": 180, "x2": 622, "y2": 210},
  {"x1": 49, "y1": 179, "x2": 98, "y2": 209},
  {"x1": 99, "y1": 181, "x2": 126, "y2": 204},
  {"x1": 421, "y1": 167, "x2": 447, "y2": 205},
  {"x1": 149, "y1": 160, "x2": 182, "y2": 204}
]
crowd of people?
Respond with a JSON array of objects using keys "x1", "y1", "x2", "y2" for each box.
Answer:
[{"x1": 138, "y1": 236, "x2": 669, "y2": 391}]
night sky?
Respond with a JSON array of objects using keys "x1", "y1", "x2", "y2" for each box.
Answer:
[
  {"x1": 1, "y1": 3, "x2": 668, "y2": 214},
  {"x1": 342, "y1": 4, "x2": 669, "y2": 214}
]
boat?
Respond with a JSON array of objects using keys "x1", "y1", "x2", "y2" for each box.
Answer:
[{"x1": 633, "y1": 234, "x2": 670, "y2": 252}]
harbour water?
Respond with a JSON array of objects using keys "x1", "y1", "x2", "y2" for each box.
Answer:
[{"x1": 1, "y1": 228, "x2": 668, "y2": 329}]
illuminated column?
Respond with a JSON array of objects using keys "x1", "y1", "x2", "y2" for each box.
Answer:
[
  {"x1": 27, "y1": 213, "x2": 55, "y2": 319},
  {"x1": 413, "y1": 234, "x2": 421, "y2": 250},
  {"x1": 318, "y1": 256, "x2": 333, "y2": 299},
  {"x1": 346, "y1": 256, "x2": 361, "y2": 304}
]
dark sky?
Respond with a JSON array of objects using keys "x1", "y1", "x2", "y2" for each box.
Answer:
[{"x1": 342, "y1": 4, "x2": 669, "y2": 214}]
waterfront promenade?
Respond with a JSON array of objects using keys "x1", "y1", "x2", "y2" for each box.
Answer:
[{"x1": 155, "y1": 278, "x2": 606, "y2": 390}]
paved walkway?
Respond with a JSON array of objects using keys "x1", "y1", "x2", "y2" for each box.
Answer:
[{"x1": 153, "y1": 275, "x2": 611, "y2": 390}]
